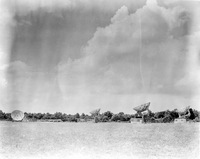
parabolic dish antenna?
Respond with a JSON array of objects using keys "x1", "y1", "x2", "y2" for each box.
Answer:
[
  {"x1": 11, "y1": 110, "x2": 24, "y2": 121},
  {"x1": 90, "y1": 108, "x2": 100, "y2": 116},
  {"x1": 133, "y1": 102, "x2": 150, "y2": 112}
]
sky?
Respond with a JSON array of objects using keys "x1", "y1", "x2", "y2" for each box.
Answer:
[{"x1": 0, "y1": 0, "x2": 200, "y2": 114}]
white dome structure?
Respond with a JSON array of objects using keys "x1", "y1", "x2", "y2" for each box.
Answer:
[{"x1": 11, "y1": 110, "x2": 24, "y2": 121}]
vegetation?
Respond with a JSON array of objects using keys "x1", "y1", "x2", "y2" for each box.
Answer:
[
  {"x1": 0, "y1": 109, "x2": 199, "y2": 123},
  {"x1": 0, "y1": 110, "x2": 11, "y2": 121}
]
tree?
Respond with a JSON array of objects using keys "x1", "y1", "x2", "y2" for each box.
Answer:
[
  {"x1": 163, "y1": 115, "x2": 173, "y2": 123},
  {"x1": 42, "y1": 113, "x2": 52, "y2": 119},
  {"x1": 84, "y1": 114, "x2": 92, "y2": 120},
  {"x1": 68, "y1": 115, "x2": 77, "y2": 122},
  {"x1": 154, "y1": 111, "x2": 165, "y2": 119},
  {"x1": 193, "y1": 109, "x2": 200, "y2": 119},
  {"x1": 61, "y1": 113, "x2": 68, "y2": 121},
  {"x1": 34, "y1": 113, "x2": 43, "y2": 119},
  {"x1": 123, "y1": 114, "x2": 131, "y2": 121},
  {"x1": 0, "y1": 110, "x2": 5, "y2": 120},
  {"x1": 26, "y1": 113, "x2": 34, "y2": 119},
  {"x1": 54, "y1": 112, "x2": 63, "y2": 119},
  {"x1": 118, "y1": 112, "x2": 124, "y2": 116},
  {"x1": 74, "y1": 113, "x2": 80, "y2": 119},
  {"x1": 4, "y1": 113, "x2": 11, "y2": 120},
  {"x1": 111, "y1": 114, "x2": 120, "y2": 121},
  {"x1": 103, "y1": 111, "x2": 113, "y2": 119},
  {"x1": 80, "y1": 113, "x2": 85, "y2": 119},
  {"x1": 169, "y1": 111, "x2": 179, "y2": 119}
]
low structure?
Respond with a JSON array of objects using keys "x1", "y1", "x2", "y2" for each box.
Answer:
[
  {"x1": 22, "y1": 116, "x2": 29, "y2": 122},
  {"x1": 133, "y1": 102, "x2": 151, "y2": 116},
  {"x1": 49, "y1": 119, "x2": 63, "y2": 122},
  {"x1": 78, "y1": 119, "x2": 86, "y2": 122},
  {"x1": 174, "y1": 106, "x2": 196, "y2": 123},
  {"x1": 174, "y1": 118, "x2": 186, "y2": 123},
  {"x1": 130, "y1": 118, "x2": 143, "y2": 124},
  {"x1": 40, "y1": 119, "x2": 63, "y2": 122},
  {"x1": 131, "y1": 102, "x2": 151, "y2": 123}
]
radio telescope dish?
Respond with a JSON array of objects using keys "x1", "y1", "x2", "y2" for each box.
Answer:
[
  {"x1": 90, "y1": 108, "x2": 100, "y2": 116},
  {"x1": 11, "y1": 110, "x2": 24, "y2": 121},
  {"x1": 133, "y1": 102, "x2": 150, "y2": 113}
]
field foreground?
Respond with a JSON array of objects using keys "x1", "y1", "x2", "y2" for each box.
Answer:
[{"x1": 0, "y1": 122, "x2": 199, "y2": 159}]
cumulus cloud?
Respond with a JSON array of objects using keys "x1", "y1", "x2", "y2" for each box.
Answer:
[
  {"x1": 1, "y1": 0, "x2": 199, "y2": 113},
  {"x1": 175, "y1": 3, "x2": 200, "y2": 99},
  {"x1": 0, "y1": 60, "x2": 63, "y2": 112},
  {"x1": 58, "y1": 1, "x2": 192, "y2": 96},
  {"x1": 0, "y1": 0, "x2": 16, "y2": 111}
]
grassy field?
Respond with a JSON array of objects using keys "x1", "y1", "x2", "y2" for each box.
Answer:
[{"x1": 0, "y1": 122, "x2": 199, "y2": 159}]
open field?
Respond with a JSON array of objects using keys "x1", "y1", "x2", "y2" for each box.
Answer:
[{"x1": 0, "y1": 122, "x2": 199, "y2": 159}]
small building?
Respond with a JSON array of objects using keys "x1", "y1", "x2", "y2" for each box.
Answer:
[
  {"x1": 78, "y1": 119, "x2": 86, "y2": 122},
  {"x1": 130, "y1": 118, "x2": 143, "y2": 124},
  {"x1": 22, "y1": 116, "x2": 29, "y2": 122},
  {"x1": 48, "y1": 119, "x2": 63, "y2": 122},
  {"x1": 40, "y1": 119, "x2": 63, "y2": 122},
  {"x1": 174, "y1": 118, "x2": 186, "y2": 123}
]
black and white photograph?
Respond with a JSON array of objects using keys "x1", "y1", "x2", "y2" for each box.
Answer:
[{"x1": 0, "y1": 0, "x2": 199, "y2": 158}]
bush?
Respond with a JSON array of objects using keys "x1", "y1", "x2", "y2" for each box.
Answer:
[
  {"x1": 169, "y1": 111, "x2": 179, "y2": 119},
  {"x1": 101, "y1": 116, "x2": 109, "y2": 122},
  {"x1": 162, "y1": 115, "x2": 173, "y2": 123},
  {"x1": 103, "y1": 111, "x2": 113, "y2": 119},
  {"x1": 111, "y1": 114, "x2": 120, "y2": 121},
  {"x1": 154, "y1": 111, "x2": 165, "y2": 119}
]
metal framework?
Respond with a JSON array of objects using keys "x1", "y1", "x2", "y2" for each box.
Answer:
[
  {"x1": 133, "y1": 102, "x2": 151, "y2": 117},
  {"x1": 90, "y1": 108, "x2": 100, "y2": 117}
]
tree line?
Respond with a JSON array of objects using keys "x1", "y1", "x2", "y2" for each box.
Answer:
[{"x1": 0, "y1": 109, "x2": 199, "y2": 123}]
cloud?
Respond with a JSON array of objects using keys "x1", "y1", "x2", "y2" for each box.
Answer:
[
  {"x1": 6, "y1": 0, "x2": 146, "y2": 16},
  {"x1": 175, "y1": 27, "x2": 200, "y2": 96},
  {"x1": 58, "y1": 1, "x2": 192, "y2": 96},
  {"x1": 1, "y1": 0, "x2": 199, "y2": 113},
  {"x1": 0, "y1": 60, "x2": 63, "y2": 112},
  {"x1": 0, "y1": 0, "x2": 16, "y2": 111},
  {"x1": 0, "y1": 0, "x2": 15, "y2": 64},
  {"x1": 175, "y1": 0, "x2": 200, "y2": 97}
]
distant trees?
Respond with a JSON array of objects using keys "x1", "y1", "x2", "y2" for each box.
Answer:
[
  {"x1": 0, "y1": 110, "x2": 4, "y2": 119},
  {"x1": 98, "y1": 111, "x2": 114, "y2": 122},
  {"x1": 103, "y1": 111, "x2": 113, "y2": 119},
  {"x1": 110, "y1": 114, "x2": 119, "y2": 121},
  {"x1": 80, "y1": 113, "x2": 85, "y2": 119},
  {"x1": 0, "y1": 110, "x2": 11, "y2": 121},
  {"x1": 5, "y1": 113, "x2": 11, "y2": 120},
  {"x1": 0, "y1": 108, "x2": 199, "y2": 123},
  {"x1": 154, "y1": 111, "x2": 165, "y2": 119},
  {"x1": 193, "y1": 109, "x2": 200, "y2": 119},
  {"x1": 145, "y1": 109, "x2": 190, "y2": 123},
  {"x1": 101, "y1": 116, "x2": 109, "y2": 122},
  {"x1": 39, "y1": 112, "x2": 78, "y2": 122},
  {"x1": 109, "y1": 112, "x2": 131, "y2": 122},
  {"x1": 74, "y1": 113, "x2": 80, "y2": 119}
]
